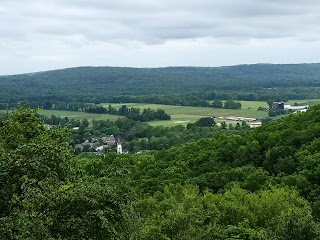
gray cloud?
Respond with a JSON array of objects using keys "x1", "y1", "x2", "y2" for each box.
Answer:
[
  {"x1": 2, "y1": 0, "x2": 320, "y2": 43},
  {"x1": 1, "y1": 0, "x2": 320, "y2": 74}
]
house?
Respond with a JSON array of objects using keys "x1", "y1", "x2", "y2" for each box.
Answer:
[
  {"x1": 102, "y1": 135, "x2": 116, "y2": 144},
  {"x1": 96, "y1": 145, "x2": 108, "y2": 151}
]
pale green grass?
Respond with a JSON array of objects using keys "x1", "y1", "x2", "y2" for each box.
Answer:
[
  {"x1": 209, "y1": 100, "x2": 268, "y2": 109},
  {"x1": 237, "y1": 101, "x2": 268, "y2": 109}
]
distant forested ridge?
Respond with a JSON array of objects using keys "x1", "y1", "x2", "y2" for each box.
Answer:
[{"x1": 1, "y1": 63, "x2": 320, "y2": 108}]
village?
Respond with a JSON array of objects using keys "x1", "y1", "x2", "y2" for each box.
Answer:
[
  {"x1": 72, "y1": 102, "x2": 310, "y2": 154},
  {"x1": 73, "y1": 135, "x2": 129, "y2": 155}
]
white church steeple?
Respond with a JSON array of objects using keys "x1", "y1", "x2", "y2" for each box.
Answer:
[{"x1": 117, "y1": 136, "x2": 123, "y2": 154}]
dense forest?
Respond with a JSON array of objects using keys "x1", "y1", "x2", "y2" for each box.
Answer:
[
  {"x1": 1, "y1": 64, "x2": 320, "y2": 109},
  {"x1": 2, "y1": 106, "x2": 320, "y2": 239}
]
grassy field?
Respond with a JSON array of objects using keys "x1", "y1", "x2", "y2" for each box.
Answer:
[
  {"x1": 102, "y1": 101, "x2": 270, "y2": 127},
  {"x1": 237, "y1": 101, "x2": 268, "y2": 109},
  {"x1": 102, "y1": 99, "x2": 319, "y2": 127},
  {"x1": 4, "y1": 99, "x2": 317, "y2": 128}
]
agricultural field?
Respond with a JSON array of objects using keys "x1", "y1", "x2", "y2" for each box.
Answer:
[
  {"x1": 102, "y1": 101, "x2": 270, "y2": 127},
  {"x1": 3, "y1": 99, "x2": 317, "y2": 128}
]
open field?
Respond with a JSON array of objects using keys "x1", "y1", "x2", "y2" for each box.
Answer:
[
  {"x1": 102, "y1": 101, "x2": 270, "y2": 127},
  {"x1": 237, "y1": 101, "x2": 268, "y2": 109},
  {"x1": 3, "y1": 99, "x2": 318, "y2": 128},
  {"x1": 4, "y1": 107, "x2": 255, "y2": 127}
]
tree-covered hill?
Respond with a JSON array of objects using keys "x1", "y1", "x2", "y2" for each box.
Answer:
[
  {"x1": 3, "y1": 107, "x2": 320, "y2": 238},
  {"x1": 1, "y1": 63, "x2": 320, "y2": 105},
  {"x1": 79, "y1": 104, "x2": 320, "y2": 238}
]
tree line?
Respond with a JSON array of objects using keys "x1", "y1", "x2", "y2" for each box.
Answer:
[
  {"x1": 0, "y1": 89, "x2": 319, "y2": 110},
  {"x1": 212, "y1": 99, "x2": 242, "y2": 109},
  {"x1": 86, "y1": 104, "x2": 171, "y2": 122}
]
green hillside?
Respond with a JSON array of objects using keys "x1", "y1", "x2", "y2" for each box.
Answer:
[{"x1": 1, "y1": 64, "x2": 320, "y2": 107}]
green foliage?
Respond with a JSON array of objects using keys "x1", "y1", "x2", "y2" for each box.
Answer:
[
  {"x1": 0, "y1": 108, "x2": 127, "y2": 239},
  {"x1": 0, "y1": 108, "x2": 74, "y2": 212},
  {"x1": 187, "y1": 117, "x2": 216, "y2": 128},
  {"x1": 224, "y1": 100, "x2": 242, "y2": 109},
  {"x1": 133, "y1": 184, "x2": 319, "y2": 239},
  {"x1": 87, "y1": 104, "x2": 171, "y2": 122},
  {"x1": 212, "y1": 99, "x2": 223, "y2": 108},
  {"x1": 267, "y1": 99, "x2": 274, "y2": 109},
  {"x1": 5, "y1": 105, "x2": 320, "y2": 239},
  {"x1": 77, "y1": 104, "x2": 320, "y2": 239}
]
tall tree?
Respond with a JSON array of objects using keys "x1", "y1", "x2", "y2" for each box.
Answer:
[{"x1": 0, "y1": 108, "x2": 127, "y2": 239}]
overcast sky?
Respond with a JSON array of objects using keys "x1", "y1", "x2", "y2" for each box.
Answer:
[{"x1": 1, "y1": 0, "x2": 320, "y2": 75}]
